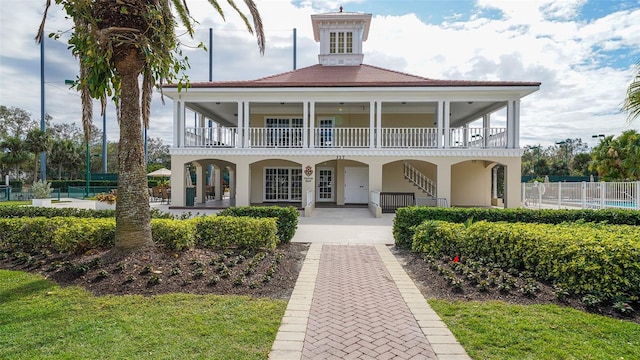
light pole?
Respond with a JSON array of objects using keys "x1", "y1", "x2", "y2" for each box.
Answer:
[
  {"x1": 592, "y1": 134, "x2": 605, "y2": 144},
  {"x1": 531, "y1": 145, "x2": 541, "y2": 177},
  {"x1": 555, "y1": 140, "x2": 569, "y2": 176}
]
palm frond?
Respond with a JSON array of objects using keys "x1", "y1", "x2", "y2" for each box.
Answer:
[
  {"x1": 622, "y1": 65, "x2": 640, "y2": 124},
  {"x1": 35, "y1": 0, "x2": 52, "y2": 43},
  {"x1": 205, "y1": 0, "x2": 226, "y2": 21},
  {"x1": 170, "y1": 0, "x2": 195, "y2": 36},
  {"x1": 225, "y1": 0, "x2": 265, "y2": 54}
]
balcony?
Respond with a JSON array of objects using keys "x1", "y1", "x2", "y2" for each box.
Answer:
[{"x1": 182, "y1": 126, "x2": 508, "y2": 149}]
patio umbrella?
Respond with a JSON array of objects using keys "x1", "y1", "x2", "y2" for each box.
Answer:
[{"x1": 147, "y1": 168, "x2": 171, "y2": 177}]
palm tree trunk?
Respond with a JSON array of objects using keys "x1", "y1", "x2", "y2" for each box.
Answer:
[{"x1": 113, "y1": 48, "x2": 152, "y2": 253}]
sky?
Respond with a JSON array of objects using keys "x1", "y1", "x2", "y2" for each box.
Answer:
[{"x1": 1, "y1": 0, "x2": 639, "y2": 148}]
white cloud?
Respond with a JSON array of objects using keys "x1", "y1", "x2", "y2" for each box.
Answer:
[{"x1": 1, "y1": 0, "x2": 638, "y2": 149}]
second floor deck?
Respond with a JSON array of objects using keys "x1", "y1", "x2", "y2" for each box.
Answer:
[{"x1": 182, "y1": 126, "x2": 508, "y2": 150}]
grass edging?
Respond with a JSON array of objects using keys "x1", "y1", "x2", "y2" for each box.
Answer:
[
  {"x1": 429, "y1": 299, "x2": 640, "y2": 359},
  {"x1": 0, "y1": 269, "x2": 286, "y2": 359}
]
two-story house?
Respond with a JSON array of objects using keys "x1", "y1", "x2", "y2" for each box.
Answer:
[{"x1": 164, "y1": 9, "x2": 540, "y2": 215}]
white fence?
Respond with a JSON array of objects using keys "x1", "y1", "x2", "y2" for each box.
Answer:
[{"x1": 522, "y1": 181, "x2": 640, "y2": 210}]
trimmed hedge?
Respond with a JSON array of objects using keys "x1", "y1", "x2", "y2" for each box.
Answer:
[
  {"x1": 411, "y1": 220, "x2": 640, "y2": 300},
  {"x1": 394, "y1": 206, "x2": 640, "y2": 248},
  {"x1": 194, "y1": 216, "x2": 278, "y2": 250},
  {"x1": 218, "y1": 206, "x2": 298, "y2": 244},
  {"x1": 0, "y1": 205, "x2": 176, "y2": 219},
  {"x1": 0, "y1": 216, "x2": 278, "y2": 254},
  {"x1": 0, "y1": 217, "x2": 115, "y2": 254}
]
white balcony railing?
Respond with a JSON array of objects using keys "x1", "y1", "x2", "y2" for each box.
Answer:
[
  {"x1": 313, "y1": 127, "x2": 370, "y2": 148},
  {"x1": 249, "y1": 128, "x2": 304, "y2": 148},
  {"x1": 450, "y1": 127, "x2": 507, "y2": 148},
  {"x1": 381, "y1": 128, "x2": 438, "y2": 148},
  {"x1": 184, "y1": 127, "x2": 238, "y2": 147},
  {"x1": 182, "y1": 126, "x2": 510, "y2": 149}
]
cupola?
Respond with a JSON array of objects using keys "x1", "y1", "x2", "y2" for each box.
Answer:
[{"x1": 311, "y1": 7, "x2": 372, "y2": 66}]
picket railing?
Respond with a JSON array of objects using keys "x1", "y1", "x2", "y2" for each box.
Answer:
[{"x1": 522, "y1": 181, "x2": 640, "y2": 210}]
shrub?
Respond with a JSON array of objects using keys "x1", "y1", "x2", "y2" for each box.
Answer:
[
  {"x1": 151, "y1": 219, "x2": 196, "y2": 251},
  {"x1": 394, "y1": 206, "x2": 640, "y2": 248},
  {"x1": 410, "y1": 220, "x2": 640, "y2": 301},
  {"x1": 0, "y1": 205, "x2": 176, "y2": 219},
  {"x1": 31, "y1": 180, "x2": 53, "y2": 199},
  {"x1": 194, "y1": 215, "x2": 278, "y2": 250},
  {"x1": 218, "y1": 206, "x2": 298, "y2": 244},
  {"x1": 0, "y1": 217, "x2": 115, "y2": 254}
]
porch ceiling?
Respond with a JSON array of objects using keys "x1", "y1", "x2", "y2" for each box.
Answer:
[{"x1": 185, "y1": 100, "x2": 503, "y2": 127}]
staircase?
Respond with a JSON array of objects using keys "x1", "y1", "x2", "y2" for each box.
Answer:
[{"x1": 403, "y1": 161, "x2": 436, "y2": 197}]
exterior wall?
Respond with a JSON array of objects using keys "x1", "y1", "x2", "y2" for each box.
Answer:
[
  {"x1": 382, "y1": 160, "x2": 437, "y2": 194},
  {"x1": 249, "y1": 159, "x2": 301, "y2": 203},
  {"x1": 247, "y1": 112, "x2": 434, "y2": 128},
  {"x1": 382, "y1": 113, "x2": 435, "y2": 127},
  {"x1": 450, "y1": 160, "x2": 492, "y2": 207},
  {"x1": 170, "y1": 153, "x2": 523, "y2": 209}
]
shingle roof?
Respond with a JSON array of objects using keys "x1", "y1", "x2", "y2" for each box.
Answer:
[{"x1": 170, "y1": 64, "x2": 541, "y2": 88}]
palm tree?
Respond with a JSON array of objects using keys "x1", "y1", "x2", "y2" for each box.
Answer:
[
  {"x1": 0, "y1": 136, "x2": 30, "y2": 183},
  {"x1": 37, "y1": 1, "x2": 265, "y2": 255},
  {"x1": 49, "y1": 139, "x2": 81, "y2": 180},
  {"x1": 25, "y1": 128, "x2": 52, "y2": 182},
  {"x1": 623, "y1": 63, "x2": 640, "y2": 123}
]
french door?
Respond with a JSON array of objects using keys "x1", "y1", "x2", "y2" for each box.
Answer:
[
  {"x1": 316, "y1": 168, "x2": 334, "y2": 202},
  {"x1": 265, "y1": 117, "x2": 303, "y2": 147},
  {"x1": 264, "y1": 167, "x2": 302, "y2": 202}
]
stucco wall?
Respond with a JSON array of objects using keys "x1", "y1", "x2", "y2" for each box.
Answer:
[{"x1": 451, "y1": 160, "x2": 492, "y2": 207}]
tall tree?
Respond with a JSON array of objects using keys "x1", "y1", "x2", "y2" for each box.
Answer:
[
  {"x1": 25, "y1": 129, "x2": 53, "y2": 182},
  {"x1": 623, "y1": 62, "x2": 640, "y2": 123},
  {"x1": 0, "y1": 137, "x2": 30, "y2": 182},
  {"x1": 590, "y1": 130, "x2": 640, "y2": 181},
  {"x1": 0, "y1": 106, "x2": 37, "y2": 140},
  {"x1": 37, "y1": 1, "x2": 264, "y2": 254},
  {"x1": 49, "y1": 138, "x2": 82, "y2": 180}
]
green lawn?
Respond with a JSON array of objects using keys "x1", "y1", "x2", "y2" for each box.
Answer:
[
  {"x1": 0, "y1": 270, "x2": 286, "y2": 359},
  {"x1": 0, "y1": 201, "x2": 30, "y2": 206},
  {"x1": 430, "y1": 299, "x2": 640, "y2": 360}
]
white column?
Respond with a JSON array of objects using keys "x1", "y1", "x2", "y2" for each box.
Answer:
[
  {"x1": 170, "y1": 160, "x2": 185, "y2": 206},
  {"x1": 214, "y1": 165, "x2": 222, "y2": 201},
  {"x1": 174, "y1": 101, "x2": 185, "y2": 148},
  {"x1": 369, "y1": 101, "x2": 375, "y2": 148},
  {"x1": 506, "y1": 100, "x2": 515, "y2": 148},
  {"x1": 195, "y1": 163, "x2": 205, "y2": 204},
  {"x1": 198, "y1": 113, "x2": 206, "y2": 145},
  {"x1": 436, "y1": 163, "x2": 451, "y2": 207},
  {"x1": 376, "y1": 101, "x2": 382, "y2": 148},
  {"x1": 505, "y1": 161, "x2": 522, "y2": 208},
  {"x1": 309, "y1": 101, "x2": 315, "y2": 148},
  {"x1": 228, "y1": 167, "x2": 236, "y2": 200},
  {"x1": 492, "y1": 166, "x2": 498, "y2": 198},
  {"x1": 235, "y1": 161, "x2": 250, "y2": 206},
  {"x1": 303, "y1": 101, "x2": 309, "y2": 148},
  {"x1": 513, "y1": 99, "x2": 520, "y2": 149},
  {"x1": 237, "y1": 101, "x2": 243, "y2": 148},
  {"x1": 483, "y1": 114, "x2": 490, "y2": 148},
  {"x1": 243, "y1": 101, "x2": 251, "y2": 148},
  {"x1": 443, "y1": 100, "x2": 450, "y2": 148},
  {"x1": 436, "y1": 101, "x2": 443, "y2": 148}
]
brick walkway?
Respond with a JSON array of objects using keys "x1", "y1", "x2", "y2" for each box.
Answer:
[{"x1": 270, "y1": 244, "x2": 470, "y2": 360}]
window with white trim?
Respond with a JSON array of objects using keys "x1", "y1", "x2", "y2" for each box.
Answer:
[
  {"x1": 264, "y1": 167, "x2": 302, "y2": 202},
  {"x1": 265, "y1": 117, "x2": 303, "y2": 147},
  {"x1": 329, "y1": 31, "x2": 353, "y2": 54}
]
